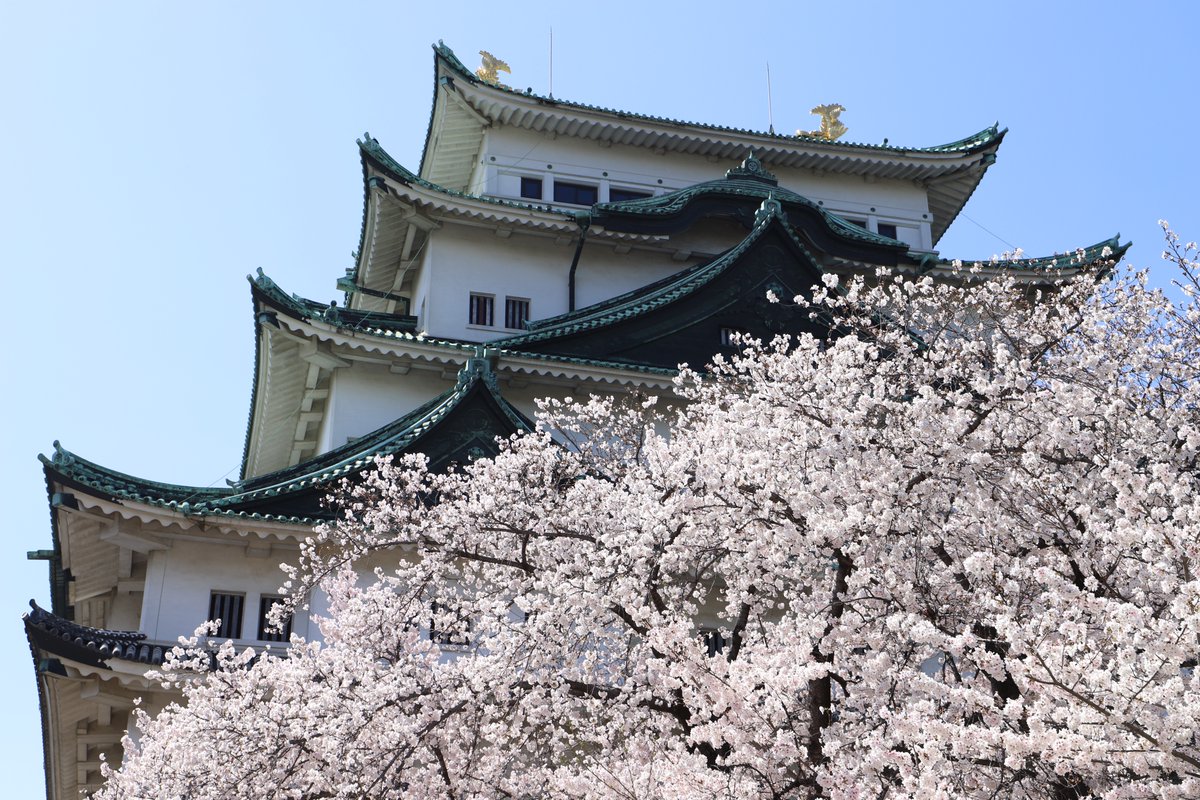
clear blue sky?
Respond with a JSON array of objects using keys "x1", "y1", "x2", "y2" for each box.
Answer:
[{"x1": 1, "y1": 2, "x2": 1196, "y2": 792}]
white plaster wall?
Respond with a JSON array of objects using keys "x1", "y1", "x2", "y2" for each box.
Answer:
[
  {"x1": 107, "y1": 590, "x2": 142, "y2": 631},
  {"x1": 419, "y1": 222, "x2": 696, "y2": 342},
  {"x1": 140, "y1": 539, "x2": 310, "y2": 645},
  {"x1": 423, "y1": 224, "x2": 569, "y2": 341},
  {"x1": 319, "y1": 364, "x2": 456, "y2": 454},
  {"x1": 410, "y1": 241, "x2": 434, "y2": 330},
  {"x1": 572, "y1": 245, "x2": 692, "y2": 311}
]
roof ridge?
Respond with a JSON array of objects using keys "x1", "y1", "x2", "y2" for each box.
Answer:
[{"x1": 432, "y1": 42, "x2": 1004, "y2": 156}]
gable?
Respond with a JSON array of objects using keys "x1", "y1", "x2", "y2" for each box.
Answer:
[{"x1": 505, "y1": 217, "x2": 836, "y2": 370}]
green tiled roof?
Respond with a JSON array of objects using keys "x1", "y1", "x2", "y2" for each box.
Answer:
[
  {"x1": 362, "y1": 141, "x2": 905, "y2": 254},
  {"x1": 252, "y1": 269, "x2": 420, "y2": 336},
  {"x1": 44, "y1": 353, "x2": 532, "y2": 525},
  {"x1": 25, "y1": 601, "x2": 167, "y2": 669},
  {"x1": 42, "y1": 442, "x2": 229, "y2": 508},
  {"x1": 228, "y1": 353, "x2": 530, "y2": 507},
  {"x1": 923, "y1": 235, "x2": 1130, "y2": 273},
  {"x1": 432, "y1": 42, "x2": 1004, "y2": 157},
  {"x1": 500, "y1": 349, "x2": 679, "y2": 378}
]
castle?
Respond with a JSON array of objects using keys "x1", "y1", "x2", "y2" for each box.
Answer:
[{"x1": 23, "y1": 42, "x2": 1125, "y2": 798}]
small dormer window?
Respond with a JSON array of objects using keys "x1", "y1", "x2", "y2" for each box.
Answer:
[{"x1": 553, "y1": 181, "x2": 598, "y2": 206}]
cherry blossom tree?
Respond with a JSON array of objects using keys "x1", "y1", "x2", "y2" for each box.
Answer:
[{"x1": 99, "y1": 230, "x2": 1200, "y2": 799}]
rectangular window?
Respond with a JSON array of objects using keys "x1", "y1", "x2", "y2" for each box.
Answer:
[
  {"x1": 845, "y1": 217, "x2": 867, "y2": 229},
  {"x1": 468, "y1": 293, "x2": 494, "y2": 326},
  {"x1": 553, "y1": 181, "x2": 598, "y2": 206},
  {"x1": 877, "y1": 222, "x2": 898, "y2": 240},
  {"x1": 520, "y1": 176, "x2": 543, "y2": 200},
  {"x1": 504, "y1": 297, "x2": 530, "y2": 330},
  {"x1": 609, "y1": 187, "x2": 652, "y2": 203},
  {"x1": 208, "y1": 592, "x2": 245, "y2": 640},
  {"x1": 257, "y1": 596, "x2": 293, "y2": 643}
]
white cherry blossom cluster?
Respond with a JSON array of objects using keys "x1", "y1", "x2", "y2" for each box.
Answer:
[{"x1": 100, "y1": 236, "x2": 1200, "y2": 799}]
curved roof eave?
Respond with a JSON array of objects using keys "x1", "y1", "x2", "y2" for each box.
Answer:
[
  {"x1": 364, "y1": 135, "x2": 579, "y2": 223},
  {"x1": 25, "y1": 601, "x2": 168, "y2": 670},
  {"x1": 429, "y1": 42, "x2": 1004, "y2": 166},
  {"x1": 239, "y1": 273, "x2": 271, "y2": 480},
  {"x1": 43, "y1": 355, "x2": 534, "y2": 524},
  {"x1": 926, "y1": 235, "x2": 1130, "y2": 277}
]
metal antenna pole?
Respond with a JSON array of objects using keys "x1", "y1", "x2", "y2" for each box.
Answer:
[{"x1": 766, "y1": 61, "x2": 776, "y2": 135}]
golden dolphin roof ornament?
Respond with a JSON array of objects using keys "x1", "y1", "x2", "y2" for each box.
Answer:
[
  {"x1": 796, "y1": 104, "x2": 848, "y2": 141},
  {"x1": 475, "y1": 51, "x2": 511, "y2": 87}
]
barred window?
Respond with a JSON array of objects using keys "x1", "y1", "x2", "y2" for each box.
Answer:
[
  {"x1": 468, "y1": 293, "x2": 494, "y2": 326},
  {"x1": 504, "y1": 297, "x2": 530, "y2": 330},
  {"x1": 701, "y1": 628, "x2": 726, "y2": 657},
  {"x1": 208, "y1": 592, "x2": 245, "y2": 640},
  {"x1": 430, "y1": 601, "x2": 471, "y2": 647},
  {"x1": 257, "y1": 595, "x2": 293, "y2": 643}
]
